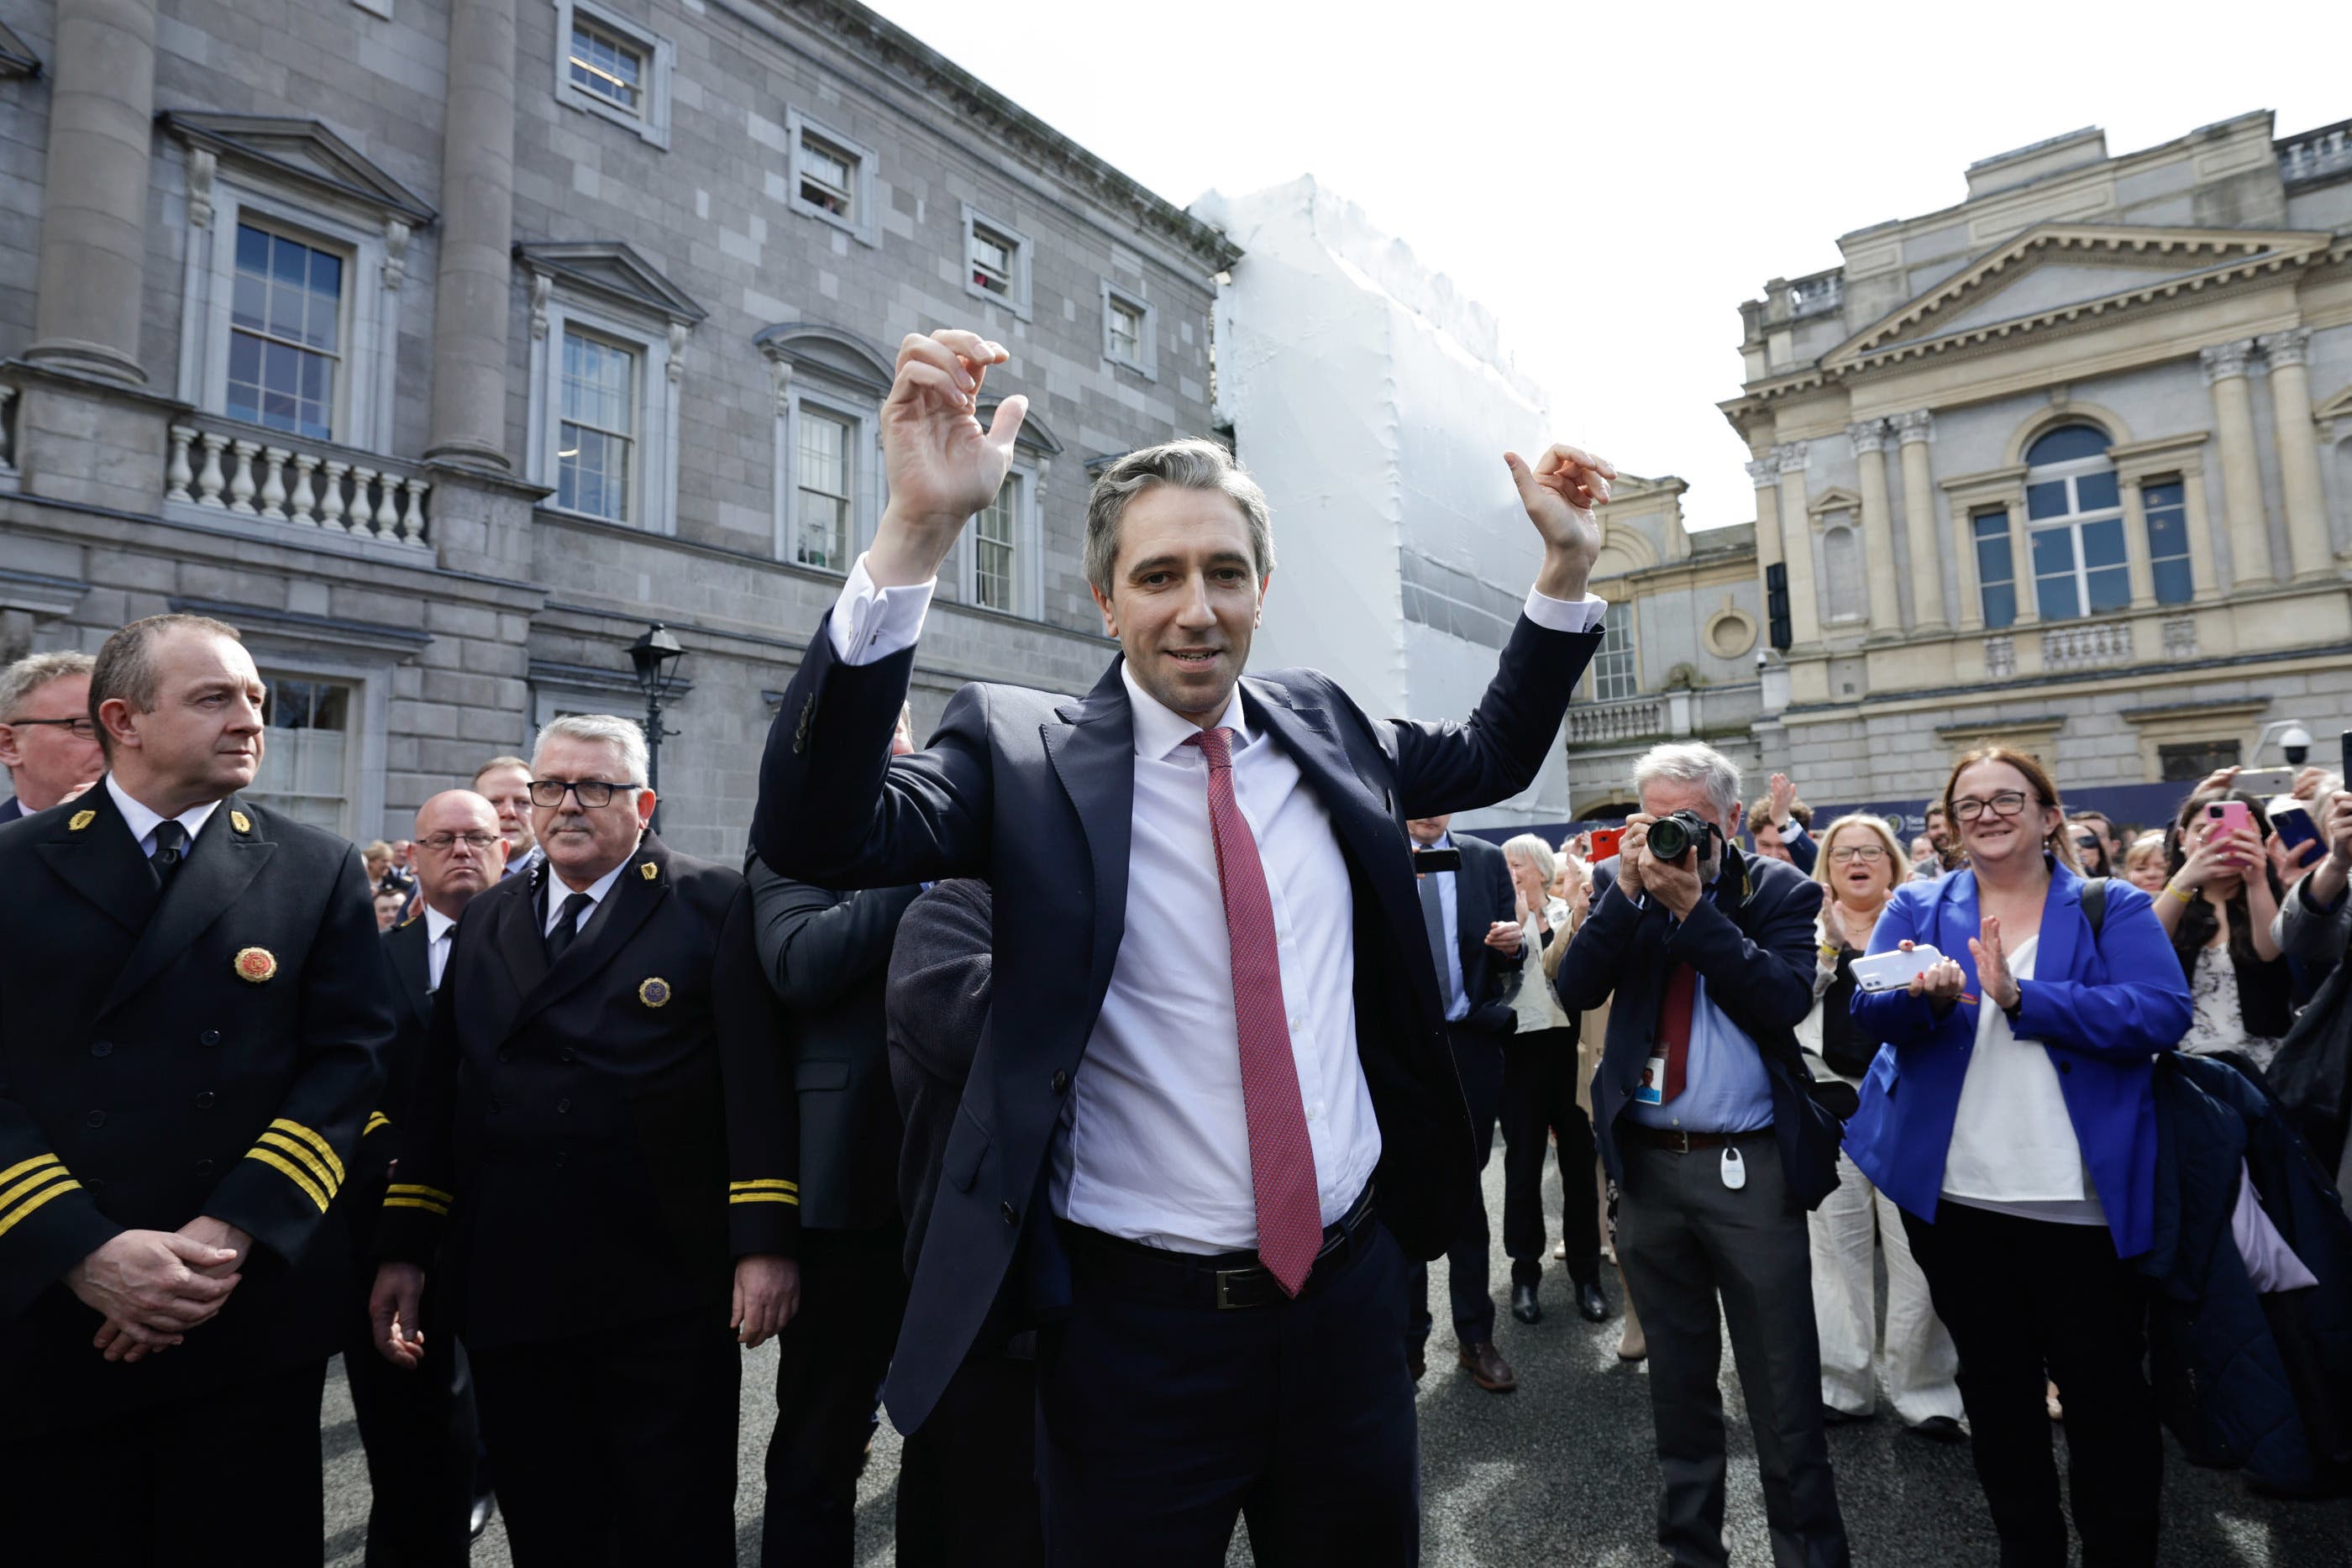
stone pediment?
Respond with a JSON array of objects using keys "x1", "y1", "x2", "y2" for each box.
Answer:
[
  {"x1": 1828, "y1": 224, "x2": 2329, "y2": 370},
  {"x1": 517, "y1": 241, "x2": 705, "y2": 325},
  {"x1": 159, "y1": 112, "x2": 433, "y2": 224},
  {"x1": 753, "y1": 323, "x2": 895, "y2": 395}
]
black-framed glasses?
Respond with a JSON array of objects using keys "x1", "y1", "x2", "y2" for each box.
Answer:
[
  {"x1": 418, "y1": 831, "x2": 501, "y2": 852},
  {"x1": 1827, "y1": 844, "x2": 1887, "y2": 863},
  {"x1": 5, "y1": 716, "x2": 98, "y2": 739},
  {"x1": 1951, "y1": 791, "x2": 2032, "y2": 823},
  {"x1": 528, "y1": 779, "x2": 639, "y2": 809}
]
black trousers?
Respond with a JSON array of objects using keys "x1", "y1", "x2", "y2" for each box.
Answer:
[
  {"x1": 0, "y1": 1359, "x2": 327, "y2": 1568},
  {"x1": 1037, "y1": 1219, "x2": 1420, "y2": 1565},
  {"x1": 1903, "y1": 1203, "x2": 2160, "y2": 1568},
  {"x1": 1500, "y1": 1025, "x2": 1601, "y2": 1288},
  {"x1": 897, "y1": 1345, "x2": 1044, "y2": 1568},
  {"x1": 469, "y1": 1309, "x2": 741, "y2": 1567},
  {"x1": 759, "y1": 1223, "x2": 909, "y2": 1567},
  {"x1": 1407, "y1": 1023, "x2": 1505, "y2": 1348},
  {"x1": 342, "y1": 1293, "x2": 481, "y2": 1567}
]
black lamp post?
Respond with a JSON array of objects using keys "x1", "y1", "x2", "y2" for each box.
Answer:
[{"x1": 627, "y1": 622, "x2": 686, "y2": 831}]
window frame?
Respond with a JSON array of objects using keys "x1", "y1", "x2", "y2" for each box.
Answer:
[
  {"x1": 246, "y1": 658, "x2": 386, "y2": 837},
  {"x1": 1589, "y1": 615, "x2": 1640, "y2": 702},
  {"x1": 957, "y1": 462, "x2": 1039, "y2": 616},
  {"x1": 2023, "y1": 434, "x2": 2129, "y2": 623},
  {"x1": 249, "y1": 672, "x2": 361, "y2": 833},
  {"x1": 785, "y1": 108, "x2": 877, "y2": 247},
  {"x1": 524, "y1": 286, "x2": 683, "y2": 536},
  {"x1": 961, "y1": 203, "x2": 1033, "y2": 320},
  {"x1": 1100, "y1": 281, "x2": 1157, "y2": 379},
  {"x1": 223, "y1": 217, "x2": 349, "y2": 447},
  {"x1": 2139, "y1": 475, "x2": 2195, "y2": 607},
  {"x1": 1973, "y1": 507, "x2": 2018, "y2": 631},
  {"x1": 550, "y1": 0, "x2": 673, "y2": 149},
  {"x1": 554, "y1": 323, "x2": 642, "y2": 527},
  {"x1": 780, "y1": 385, "x2": 881, "y2": 574}
]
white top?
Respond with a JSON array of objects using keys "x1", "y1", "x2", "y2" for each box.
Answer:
[
  {"x1": 1508, "y1": 898, "x2": 1573, "y2": 1035},
  {"x1": 423, "y1": 903, "x2": 457, "y2": 991},
  {"x1": 2182, "y1": 941, "x2": 2283, "y2": 1072},
  {"x1": 825, "y1": 552, "x2": 1605, "y2": 1253},
  {"x1": 106, "y1": 774, "x2": 223, "y2": 857},
  {"x1": 1941, "y1": 936, "x2": 2107, "y2": 1225},
  {"x1": 541, "y1": 859, "x2": 627, "y2": 938}
]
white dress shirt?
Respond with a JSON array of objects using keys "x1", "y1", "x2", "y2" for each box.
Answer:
[
  {"x1": 823, "y1": 553, "x2": 1606, "y2": 1252},
  {"x1": 542, "y1": 860, "x2": 627, "y2": 939},
  {"x1": 107, "y1": 774, "x2": 222, "y2": 857},
  {"x1": 1941, "y1": 936, "x2": 2106, "y2": 1225},
  {"x1": 423, "y1": 903, "x2": 458, "y2": 991}
]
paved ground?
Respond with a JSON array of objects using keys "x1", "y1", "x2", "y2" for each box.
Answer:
[{"x1": 324, "y1": 1151, "x2": 2352, "y2": 1565}]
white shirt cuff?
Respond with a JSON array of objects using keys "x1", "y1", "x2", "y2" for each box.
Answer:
[
  {"x1": 826, "y1": 553, "x2": 937, "y2": 665},
  {"x1": 1522, "y1": 587, "x2": 1608, "y2": 635}
]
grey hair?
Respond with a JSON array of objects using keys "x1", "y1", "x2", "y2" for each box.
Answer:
[
  {"x1": 1630, "y1": 742, "x2": 1744, "y2": 822},
  {"x1": 1084, "y1": 438, "x2": 1274, "y2": 598},
  {"x1": 0, "y1": 650, "x2": 95, "y2": 718},
  {"x1": 1500, "y1": 832, "x2": 1559, "y2": 890},
  {"x1": 533, "y1": 714, "x2": 651, "y2": 788}
]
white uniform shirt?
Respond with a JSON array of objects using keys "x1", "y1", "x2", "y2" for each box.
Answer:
[
  {"x1": 106, "y1": 774, "x2": 222, "y2": 857},
  {"x1": 423, "y1": 903, "x2": 458, "y2": 992},
  {"x1": 541, "y1": 860, "x2": 627, "y2": 939}
]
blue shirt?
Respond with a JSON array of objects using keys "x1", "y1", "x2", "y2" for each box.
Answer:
[
  {"x1": 1422, "y1": 832, "x2": 1469, "y2": 1024},
  {"x1": 1625, "y1": 897, "x2": 1775, "y2": 1135}
]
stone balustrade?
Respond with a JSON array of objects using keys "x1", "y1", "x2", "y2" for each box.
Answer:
[
  {"x1": 1788, "y1": 271, "x2": 1844, "y2": 319},
  {"x1": 166, "y1": 422, "x2": 428, "y2": 546},
  {"x1": 1566, "y1": 696, "x2": 1667, "y2": 746},
  {"x1": 2041, "y1": 619, "x2": 2133, "y2": 671},
  {"x1": 1984, "y1": 635, "x2": 2016, "y2": 679},
  {"x1": 2279, "y1": 120, "x2": 2352, "y2": 186}
]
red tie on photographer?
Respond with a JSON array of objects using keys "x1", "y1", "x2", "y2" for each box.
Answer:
[{"x1": 1657, "y1": 962, "x2": 1697, "y2": 1105}]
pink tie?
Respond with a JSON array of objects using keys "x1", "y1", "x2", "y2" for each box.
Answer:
[{"x1": 1186, "y1": 726, "x2": 1323, "y2": 1295}]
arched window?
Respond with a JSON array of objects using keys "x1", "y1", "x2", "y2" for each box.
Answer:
[{"x1": 2023, "y1": 424, "x2": 2129, "y2": 621}]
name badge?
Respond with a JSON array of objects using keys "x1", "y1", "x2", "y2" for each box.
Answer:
[{"x1": 1635, "y1": 1054, "x2": 1666, "y2": 1106}]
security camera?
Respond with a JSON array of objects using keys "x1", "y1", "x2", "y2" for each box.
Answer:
[
  {"x1": 2282, "y1": 724, "x2": 2312, "y2": 766},
  {"x1": 1755, "y1": 648, "x2": 1769, "y2": 672}
]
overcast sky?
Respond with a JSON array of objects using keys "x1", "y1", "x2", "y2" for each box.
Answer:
[{"x1": 870, "y1": 1, "x2": 2349, "y2": 533}]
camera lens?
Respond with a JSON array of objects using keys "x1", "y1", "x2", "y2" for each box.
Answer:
[{"x1": 1650, "y1": 815, "x2": 1692, "y2": 862}]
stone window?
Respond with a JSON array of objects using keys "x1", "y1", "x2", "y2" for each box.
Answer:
[
  {"x1": 756, "y1": 324, "x2": 891, "y2": 572},
  {"x1": 1102, "y1": 284, "x2": 1156, "y2": 377},
  {"x1": 227, "y1": 222, "x2": 344, "y2": 443},
  {"x1": 2160, "y1": 739, "x2": 2239, "y2": 783},
  {"x1": 1820, "y1": 512, "x2": 1865, "y2": 622},
  {"x1": 250, "y1": 674, "x2": 354, "y2": 831},
  {"x1": 962, "y1": 205, "x2": 1032, "y2": 319},
  {"x1": 556, "y1": 327, "x2": 638, "y2": 525},
  {"x1": 552, "y1": 0, "x2": 673, "y2": 149},
  {"x1": 794, "y1": 406, "x2": 855, "y2": 569},
  {"x1": 786, "y1": 110, "x2": 877, "y2": 246},
  {"x1": 2141, "y1": 478, "x2": 2194, "y2": 606},
  {"x1": 1972, "y1": 508, "x2": 2017, "y2": 630},
  {"x1": 1591, "y1": 616, "x2": 1639, "y2": 702},
  {"x1": 2023, "y1": 424, "x2": 2129, "y2": 622},
  {"x1": 962, "y1": 468, "x2": 1035, "y2": 614}
]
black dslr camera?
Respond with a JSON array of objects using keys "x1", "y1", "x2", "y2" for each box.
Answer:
[{"x1": 1646, "y1": 809, "x2": 1714, "y2": 864}]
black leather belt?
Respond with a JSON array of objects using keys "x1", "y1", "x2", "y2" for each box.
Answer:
[
  {"x1": 1625, "y1": 1125, "x2": 1774, "y2": 1155},
  {"x1": 1063, "y1": 1183, "x2": 1379, "y2": 1310}
]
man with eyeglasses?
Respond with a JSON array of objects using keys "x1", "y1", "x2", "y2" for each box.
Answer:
[
  {"x1": 370, "y1": 714, "x2": 796, "y2": 1565},
  {"x1": 0, "y1": 650, "x2": 103, "y2": 824}
]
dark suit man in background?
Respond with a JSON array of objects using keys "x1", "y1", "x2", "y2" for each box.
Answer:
[
  {"x1": 350, "y1": 789, "x2": 505, "y2": 1563},
  {"x1": 1402, "y1": 814, "x2": 1525, "y2": 1392},
  {"x1": 0, "y1": 613, "x2": 392, "y2": 1565},
  {"x1": 1557, "y1": 742, "x2": 1850, "y2": 1568},
  {"x1": 471, "y1": 755, "x2": 541, "y2": 881},
  {"x1": 371, "y1": 715, "x2": 797, "y2": 1565},
  {"x1": 752, "y1": 325, "x2": 1611, "y2": 1562},
  {"x1": 751, "y1": 705, "x2": 921, "y2": 1567},
  {"x1": 885, "y1": 877, "x2": 1044, "y2": 1568},
  {"x1": 0, "y1": 649, "x2": 102, "y2": 822}
]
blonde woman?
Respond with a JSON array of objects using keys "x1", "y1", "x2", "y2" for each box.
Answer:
[
  {"x1": 1498, "y1": 835, "x2": 1610, "y2": 1324},
  {"x1": 2123, "y1": 832, "x2": 2169, "y2": 895},
  {"x1": 1798, "y1": 814, "x2": 1966, "y2": 1442}
]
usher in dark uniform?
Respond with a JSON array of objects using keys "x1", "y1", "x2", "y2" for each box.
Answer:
[
  {"x1": 375, "y1": 832, "x2": 795, "y2": 1565},
  {"x1": 0, "y1": 784, "x2": 392, "y2": 1565}
]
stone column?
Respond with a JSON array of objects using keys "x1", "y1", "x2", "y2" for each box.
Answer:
[
  {"x1": 24, "y1": 0, "x2": 160, "y2": 383},
  {"x1": 1774, "y1": 442, "x2": 1822, "y2": 648},
  {"x1": 1891, "y1": 411, "x2": 1946, "y2": 632},
  {"x1": 1748, "y1": 456, "x2": 1784, "y2": 648},
  {"x1": 2118, "y1": 475, "x2": 2156, "y2": 608},
  {"x1": 2259, "y1": 328, "x2": 2333, "y2": 580},
  {"x1": 2201, "y1": 338, "x2": 2271, "y2": 589},
  {"x1": 1848, "y1": 419, "x2": 1902, "y2": 636},
  {"x1": 425, "y1": 0, "x2": 520, "y2": 469}
]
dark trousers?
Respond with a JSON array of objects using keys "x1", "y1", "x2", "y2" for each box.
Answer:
[
  {"x1": 1618, "y1": 1135, "x2": 1849, "y2": 1568},
  {"x1": 898, "y1": 1345, "x2": 1044, "y2": 1568},
  {"x1": 0, "y1": 1359, "x2": 326, "y2": 1568},
  {"x1": 1500, "y1": 1025, "x2": 1601, "y2": 1288},
  {"x1": 1037, "y1": 1219, "x2": 1420, "y2": 1565},
  {"x1": 342, "y1": 1296, "x2": 481, "y2": 1567},
  {"x1": 469, "y1": 1309, "x2": 741, "y2": 1567},
  {"x1": 759, "y1": 1223, "x2": 910, "y2": 1567},
  {"x1": 1407, "y1": 1023, "x2": 1505, "y2": 1347},
  {"x1": 1903, "y1": 1202, "x2": 2160, "y2": 1568}
]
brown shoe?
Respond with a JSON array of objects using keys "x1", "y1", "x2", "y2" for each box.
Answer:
[{"x1": 1457, "y1": 1341, "x2": 1517, "y2": 1392}]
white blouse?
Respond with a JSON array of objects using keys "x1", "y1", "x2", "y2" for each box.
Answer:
[{"x1": 1940, "y1": 936, "x2": 2108, "y2": 1226}]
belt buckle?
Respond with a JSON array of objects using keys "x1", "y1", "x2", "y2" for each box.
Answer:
[
  {"x1": 1214, "y1": 1267, "x2": 1254, "y2": 1311},
  {"x1": 1668, "y1": 1128, "x2": 1693, "y2": 1154}
]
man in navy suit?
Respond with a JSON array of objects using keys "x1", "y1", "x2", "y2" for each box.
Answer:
[{"x1": 752, "y1": 327, "x2": 1614, "y2": 1563}]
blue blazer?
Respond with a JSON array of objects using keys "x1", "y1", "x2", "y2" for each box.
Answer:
[{"x1": 1844, "y1": 861, "x2": 2191, "y2": 1258}]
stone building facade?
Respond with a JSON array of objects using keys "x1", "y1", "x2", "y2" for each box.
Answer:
[
  {"x1": 0, "y1": 0, "x2": 1235, "y2": 855},
  {"x1": 1578, "y1": 110, "x2": 2352, "y2": 826}
]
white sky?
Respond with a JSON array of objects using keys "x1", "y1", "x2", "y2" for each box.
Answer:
[{"x1": 869, "y1": 0, "x2": 2349, "y2": 533}]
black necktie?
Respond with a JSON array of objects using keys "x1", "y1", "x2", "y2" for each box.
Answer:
[
  {"x1": 546, "y1": 890, "x2": 595, "y2": 962},
  {"x1": 150, "y1": 820, "x2": 189, "y2": 889}
]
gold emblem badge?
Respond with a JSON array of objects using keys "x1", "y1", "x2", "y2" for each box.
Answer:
[
  {"x1": 639, "y1": 863, "x2": 657, "y2": 881},
  {"x1": 638, "y1": 977, "x2": 672, "y2": 1008},
  {"x1": 234, "y1": 947, "x2": 278, "y2": 983},
  {"x1": 69, "y1": 810, "x2": 96, "y2": 831},
  {"x1": 230, "y1": 810, "x2": 252, "y2": 834}
]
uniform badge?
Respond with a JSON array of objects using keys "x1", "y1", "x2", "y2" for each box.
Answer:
[
  {"x1": 638, "y1": 977, "x2": 672, "y2": 1008},
  {"x1": 69, "y1": 810, "x2": 95, "y2": 831},
  {"x1": 639, "y1": 863, "x2": 657, "y2": 881},
  {"x1": 230, "y1": 810, "x2": 252, "y2": 834},
  {"x1": 234, "y1": 947, "x2": 279, "y2": 984}
]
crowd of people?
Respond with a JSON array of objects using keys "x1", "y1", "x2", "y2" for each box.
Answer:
[{"x1": 1, "y1": 324, "x2": 2348, "y2": 1568}]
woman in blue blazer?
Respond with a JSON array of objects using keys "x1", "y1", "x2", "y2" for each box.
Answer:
[{"x1": 1845, "y1": 747, "x2": 2190, "y2": 1568}]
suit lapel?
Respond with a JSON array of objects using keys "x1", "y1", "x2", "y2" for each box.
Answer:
[
  {"x1": 389, "y1": 918, "x2": 433, "y2": 1022},
  {"x1": 1940, "y1": 870, "x2": 1984, "y2": 1000},
  {"x1": 1452, "y1": 841, "x2": 1486, "y2": 999},
  {"x1": 97, "y1": 794, "x2": 275, "y2": 1021},
  {"x1": 494, "y1": 870, "x2": 551, "y2": 999},
  {"x1": 504, "y1": 836, "x2": 669, "y2": 1039},
  {"x1": 33, "y1": 783, "x2": 158, "y2": 936},
  {"x1": 1042, "y1": 662, "x2": 1135, "y2": 1003}
]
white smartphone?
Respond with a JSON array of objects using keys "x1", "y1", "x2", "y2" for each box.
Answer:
[
  {"x1": 1851, "y1": 945, "x2": 1946, "y2": 993},
  {"x1": 2234, "y1": 767, "x2": 2297, "y2": 797}
]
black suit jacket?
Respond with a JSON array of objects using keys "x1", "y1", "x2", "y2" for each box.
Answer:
[
  {"x1": 746, "y1": 855, "x2": 917, "y2": 1232},
  {"x1": 1441, "y1": 833, "x2": 1523, "y2": 1038},
  {"x1": 0, "y1": 795, "x2": 23, "y2": 825},
  {"x1": 1555, "y1": 845, "x2": 1840, "y2": 1212},
  {"x1": 751, "y1": 606, "x2": 1600, "y2": 1433},
  {"x1": 0, "y1": 784, "x2": 393, "y2": 1431},
  {"x1": 375, "y1": 835, "x2": 796, "y2": 1348}
]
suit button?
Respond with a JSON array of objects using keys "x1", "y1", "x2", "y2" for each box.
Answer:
[
  {"x1": 85, "y1": 1110, "x2": 105, "y2": 1129},
  {"x1": 487, "y1": 1099, "x2": 503, "y2": 1115},
  {"x1": 1000, "y1": 1201, "x2": 1018, "y2": 1226},
  {"x1": 497, "y1": 1049, "x2": 512, "y2": 1064},
  {"x1": 559, "y1": 1049, "x2": 575, "y2": 1064},
  {"x1": 194, "y1": 1158, "x2": 214, "y2": 1176},
  {"x1": 1051, "y1": 1070, "x2": 1068, "y2": 1095},
  {"x1": 195, "y1": 1092, "x2": 216, "y2": 1109},
  {"x1": 556, "y1": 1099, "x2": 570, "y2": 1114},
  {"x1": 90, "y1": 1041, "x2": 113, "y2": 1058},
  {"x1": 200, "y1": 1030, "x2": 220, "y2": 1046},
  {"x1": 2058, "y1": 1061, "x2": 2071, "y2": 1075},
  {"x1": 554, "y1": 1151, "x2": 568, "y2": 1169}
]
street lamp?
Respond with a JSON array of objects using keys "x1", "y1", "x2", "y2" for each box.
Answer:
[{"x1": 627, "y1": 622, "x2": 686, "y2": 830}]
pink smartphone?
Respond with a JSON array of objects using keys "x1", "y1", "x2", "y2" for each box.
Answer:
[{"x1": 2204, "y1": 800, "x2": 2251, "y2": 841}]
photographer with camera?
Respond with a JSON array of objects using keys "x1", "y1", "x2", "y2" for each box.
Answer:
[{"x1": 1557, "y1": 742, "x2": 1850, "y2": 1568}]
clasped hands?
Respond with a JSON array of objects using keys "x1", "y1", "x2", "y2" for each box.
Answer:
[
  {"x1": 1612, "y1": 815, "x2": 1706, "y2": 920},
  {"x1": 70, "y1": 1215, "x2": 252, "y2": 1364},
  {"x1": 1898, "y1": 916, "x2": 2019, "y2": 1014}
]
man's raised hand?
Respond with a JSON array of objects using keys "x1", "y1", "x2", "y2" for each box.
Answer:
[
  {"x1": 1504, "y1": 443, "x2": 1615, "y2": 603},
  {"x1": 868, "y1": 329, "x2": 1030, "y2": 588}
]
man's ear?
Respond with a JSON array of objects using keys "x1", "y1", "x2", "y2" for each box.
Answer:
[
  {"x1": 0, "y1": 725, "x2": 22, "y2": 771},
  {"x1": 1255, "y1": 572, "x2": 1272, "y2": 628},
  {"x1": 1090, "y1": 581, "x2": 1119, "y2": 638},
  {"x1": 638, "y1": 788, "x2": 659, "y2": 829},
  {"x1": 97, "y1": 697, "x2": 141, "y2": 753}
]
